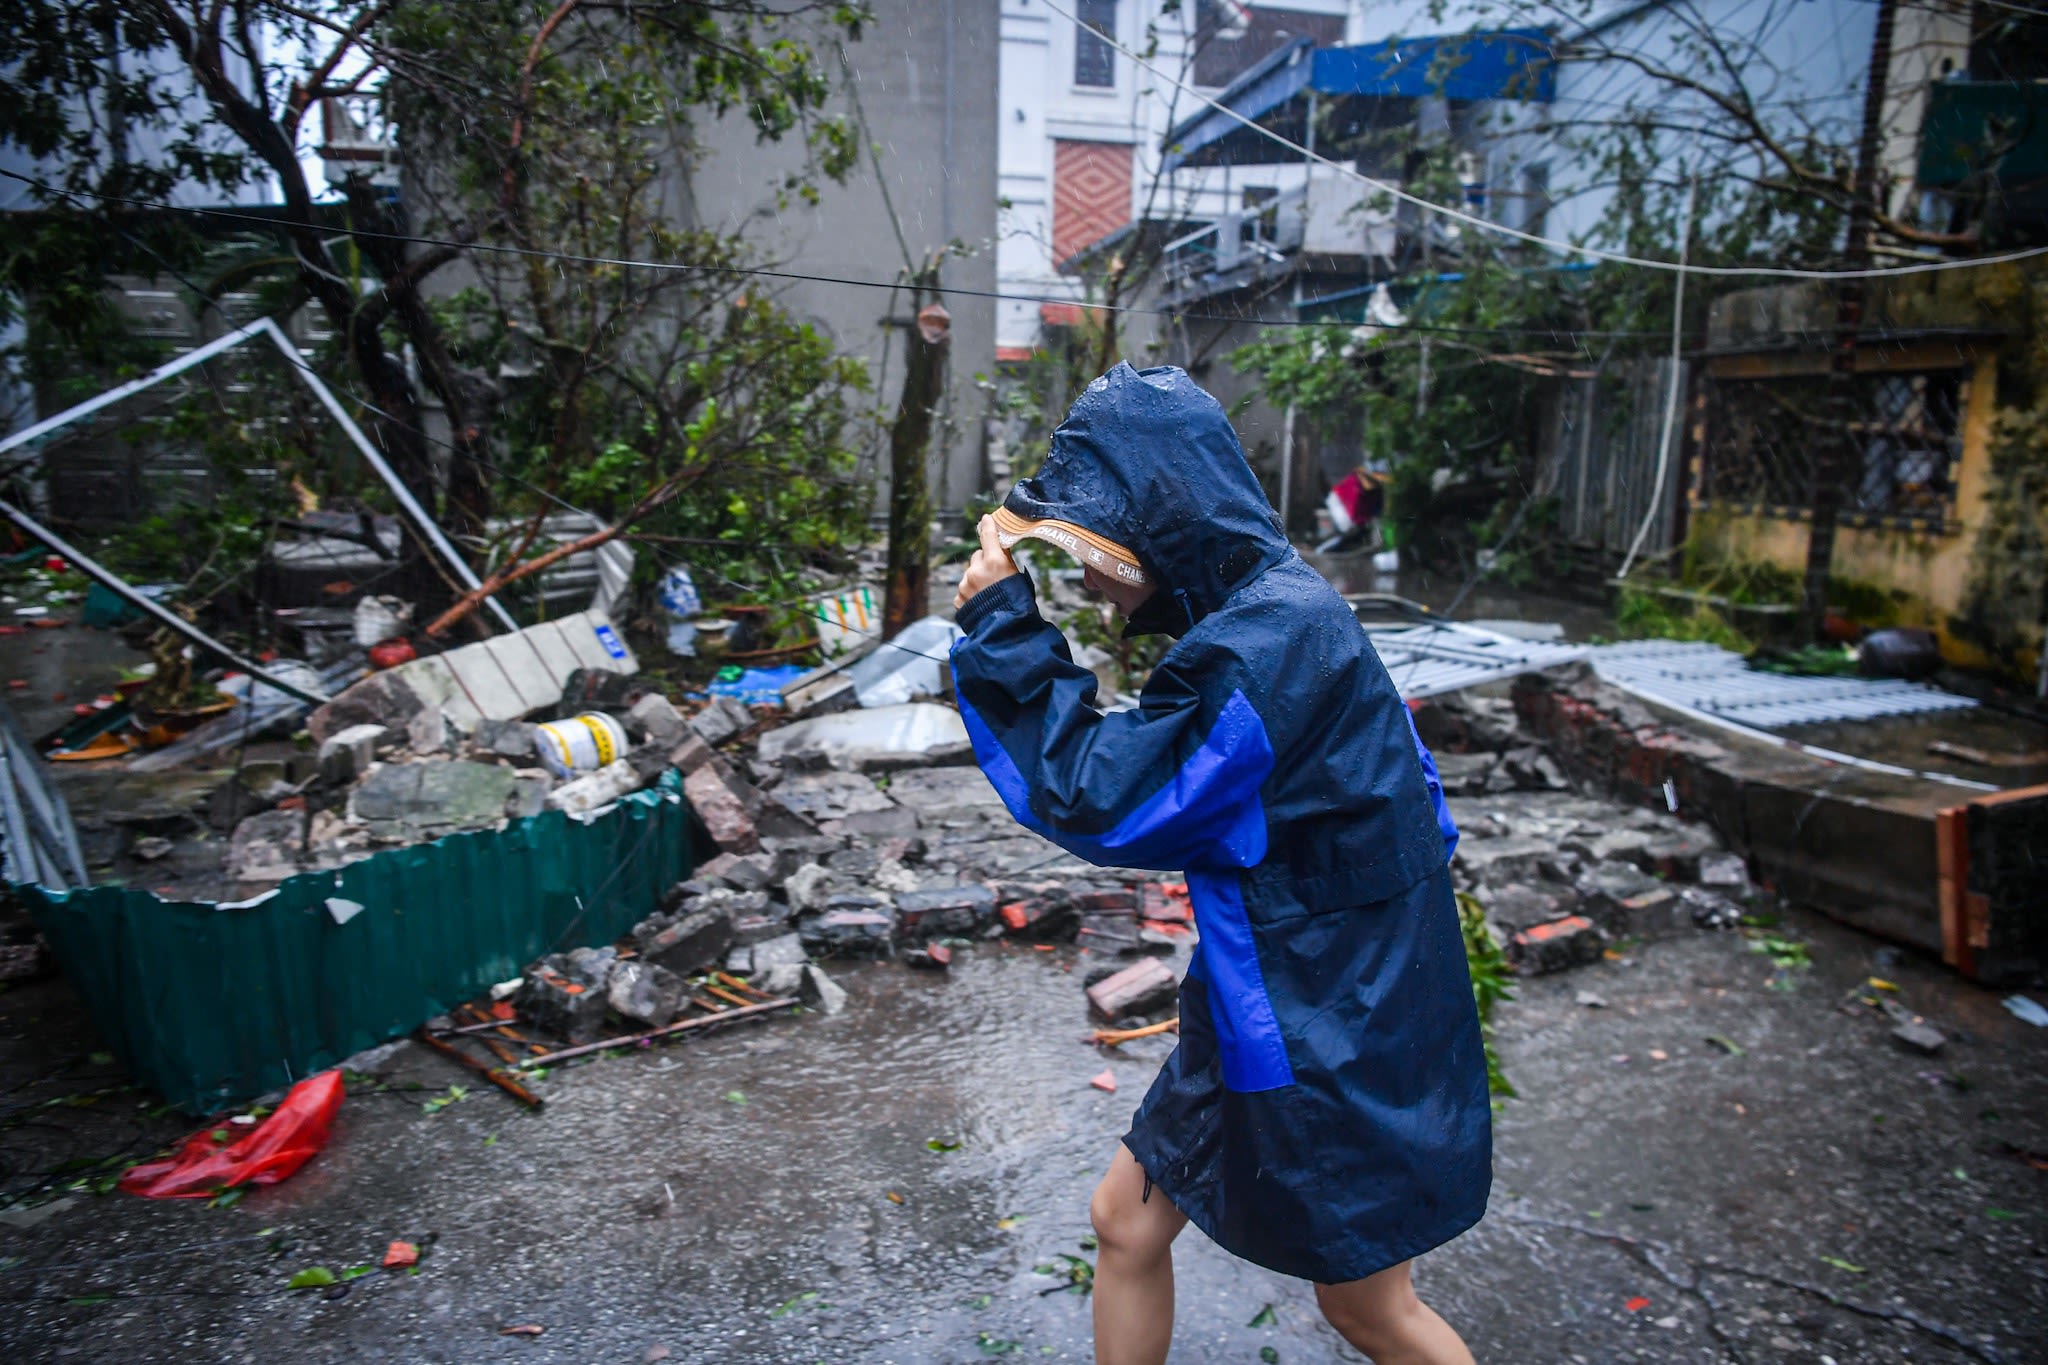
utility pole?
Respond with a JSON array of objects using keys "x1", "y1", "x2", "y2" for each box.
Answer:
[{"x1": 1802, "y1": 0, "x2": 1898, "y2": 642}]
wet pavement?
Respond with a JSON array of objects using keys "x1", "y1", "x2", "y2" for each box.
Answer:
[{"x1": 1, "y1": 893, "x2": 2043, "y2": 1363}]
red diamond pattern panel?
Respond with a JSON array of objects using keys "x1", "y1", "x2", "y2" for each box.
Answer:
[{"x1": 1053, "y1": 140, "x2": 1134, "y2": 264}]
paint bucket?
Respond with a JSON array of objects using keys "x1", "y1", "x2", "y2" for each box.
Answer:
[{"x1": 533, "y1": 712, "x2": 628, "y2": 778}]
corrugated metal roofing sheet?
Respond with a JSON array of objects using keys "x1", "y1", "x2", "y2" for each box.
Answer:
[
  {"x1": 1366, "y1": 622, "x2": 1590, "y2": 700},
  {"x1": 1588, "y1": 639, "x2": 1977, "y2": 729}
]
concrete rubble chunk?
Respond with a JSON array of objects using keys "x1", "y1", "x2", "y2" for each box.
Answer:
[
  {"x1": 227, "y1": 808, "x2": 305, "y2": 884},
  {"x1": 318, "y1": 723, "x2": 389, "y2": 784},
  {"x1": 627, "y1": 693, "x2": 689, "y2": 746},
  {"x1": 1698, "y1": 852, "x2": 1751, "y2": 890},
  {"x1": 668, "y1": 733, "x2": 717, "y2": 775},
  {"x1": 1087, "y1": 958, "x2": 1179, "y2": 1020},
  {"x1": 896, "y1": 883, "x2": 995, "y2": 938},
  {"x1": 758, "y1": 962, "x2": 806, "y2": 996},
  {"x1": 822, "y1": 805, "x2": 922, "y2": 840},
  {"x1": 800, "y1": 902, "x2": 898, "y2": 958},
  {"x1": 756, "y1": 702, "x2": 968, "y2": 772},
  {"x1": 682, "y1": 765, "x2": 761, "y2": 853},
  {"x1": 1481, "y1": 882, "x2": 1572, "y2": 934},
  {"x1": 1891, "y1": 1021, "x2": 1946, "y2": 1055},
  {"x1": 771, "y1": 770, "x2": 897, "y2": 823},
  {"x1": 696, "y1": 851, "x2": 776, "y2": 892},
  {"x1": 516, "y1": 966, "x2": 609, "y2": 1044},
  {"x1": 689, "y1": 696, "x2": 754, "y2": 747},
  {"x1": 352, "y1": 760, "x2": 518, "y2": 840},
  {"x1": 1453, "y1": 836, "x2": 1554, "y2": 890},
  {"x1": 306, "y1": 668, "x2": 427, "y2": 745},
  {"x1": 547, "y1": 759, "x2": 647, "y2": 815},
  {"x1": 505, "y1": 772, "x2": 551, "y2": 820},
  {"x1": 406, "y1": 706, "x2": 448, "y2": 755},
  {"x1": 749, "y1": 933, "x2": 809, "y2": 971},
  {"x1": 471, "y1": 718, "x2": 541, "y2": 765},
  {"x1": 606, "y1": 959, "x2": 686, "y2": 1027},
  {"x1": 636, "y1": 906, "x2": 735, "y2": 977},
  {"x1": 800, "y1": 962, "x2": 847, "y2": 1015},
  {"x1": 783, "y1": 861, "x2": 836, "y2": 913},
  {"x1": 1506, "y1": 915, "x2": 1607, "y2": 974},
  {"x1": 1430, "y1": 751, "x2": 1500, "y2": 796}
]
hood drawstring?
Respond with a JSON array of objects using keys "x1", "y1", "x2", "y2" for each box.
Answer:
[{"x1": 1174, "y1": 587, "x2": 1197, "y2": 634}]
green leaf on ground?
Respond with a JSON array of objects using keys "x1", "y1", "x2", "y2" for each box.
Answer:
[
  {"x1": 976, "y1": 1333, "x2": 1022, "y2": 1356},
  {"x1": 207, "y1": 1186, "x2": 245, "y2": 1210},
  {"x1": 68, "y1": 1293, "x2": 111, "y2": 1306},
  {"x1": 1705, "y1": 1035, "x2": 1744, "y2": 1057},
  {"x1": 770, "y1": 1291, "x2": 821, "y2": 1318},
  {"x1": 341, "y1": 1265, "x2": 375, "y2": 1282},
  {"x1": 724, "y1": 1091, "x2": 748, "y2": 1105},
  {"x1": 925, "y1": 1138, "x2": 961, "y2": 1153},
  {"x1": 1248, "y1": 1303, "x2": 1277, "y2": 1328},
  {"x1": 995, "y1": 1214, "x2": 1025, "y2": 1231},
  {"x1": 288, "y1": 1266, "x2": 337, "y2": 1289},
  {"x1": 1819, "y1": 1256, "x2": 1865, "y2": 1274},
  {"x1": 1985, "y1": 1208, "x2": 2020, "y2": 1220},
  {"x1": 1260, "y1": 1348, "x2": 1280, "y2": 1364},
  {"x1": 421, "y1": 1086, "x2": 469, "y2": 1116}
]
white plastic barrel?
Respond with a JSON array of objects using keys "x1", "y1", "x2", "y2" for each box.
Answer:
[{"x1": 533, "y1": 712, "x2": 629, "y2": 778}]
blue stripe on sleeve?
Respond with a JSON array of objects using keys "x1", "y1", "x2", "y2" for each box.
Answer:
[
  {"x1": 1405, "y1": 706, "x2": 1459, "y2": 860},
  {"x1": 954, "y1": 686, "x2": 1274, "y2": 873},
  {"x1": 1188, "y1": 870, "x2": 1297, "y2": 1092}
]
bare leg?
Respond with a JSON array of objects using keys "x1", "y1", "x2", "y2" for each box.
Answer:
[
  {"x1": 1089, "y1": 1143, "x2": 1189, "y2": 1365},
  {"x1": 1314, "y1": 1261, "x2": 1473, "y2": 1365}
]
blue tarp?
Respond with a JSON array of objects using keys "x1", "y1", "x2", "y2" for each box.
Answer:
[{"x1": 1164, "y1": 28, "x2": 1556, "y2": 171}]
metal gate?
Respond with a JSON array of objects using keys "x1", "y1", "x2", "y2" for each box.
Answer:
[{"x1": 1550, "y1": 358, "x2": 1687, "y2": 568}]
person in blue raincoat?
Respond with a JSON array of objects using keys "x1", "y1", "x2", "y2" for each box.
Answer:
[{"x1": 949, "y1": 364, "x2": 1489, "y2": 1365}]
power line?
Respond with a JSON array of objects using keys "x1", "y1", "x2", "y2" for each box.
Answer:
[
  {"x1": 0, "y1": 169, "x2": 1664, "y2": 342},
  {"x1": 1036, "y1": 0, "x2": 2048, "y2": 280}
]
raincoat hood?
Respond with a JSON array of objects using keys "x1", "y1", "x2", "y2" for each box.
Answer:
[{"x1": 1004, "y1": 363, "x2": 1289, "y2": 633}]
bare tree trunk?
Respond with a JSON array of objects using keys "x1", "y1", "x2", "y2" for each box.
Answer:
[
  {"x1": 1803, "y1": 0, "x2": 1897, "y2": 642},
  {"x1": 883, "y1": 264, "x2": 948, "y2": 640}
]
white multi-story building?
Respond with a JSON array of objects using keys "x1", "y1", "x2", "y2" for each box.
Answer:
[{"x1": 996, "y1": 0, "x2": 1358, "y2": 358}]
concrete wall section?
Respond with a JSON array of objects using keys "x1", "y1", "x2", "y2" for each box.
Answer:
[{"x1": 691, "y1": 0, "x2": 1001, "y2": 520}]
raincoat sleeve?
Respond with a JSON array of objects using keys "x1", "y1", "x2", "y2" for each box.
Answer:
[
  {"x1": 949, "y1": 575, "x2": 1274, "y2": 872},
  {"x1": 1405, "y1": 706, "x2": 1460, "y2": 859}
]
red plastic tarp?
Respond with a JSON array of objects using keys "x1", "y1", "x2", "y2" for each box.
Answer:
[{"x1": 119, "y1": 1070, "x2": 344, "y2": 1199}]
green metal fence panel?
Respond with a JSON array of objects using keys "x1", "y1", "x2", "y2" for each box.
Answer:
[{"x1": 17, "y1": 775, "x2": 702, "y2": 1114}]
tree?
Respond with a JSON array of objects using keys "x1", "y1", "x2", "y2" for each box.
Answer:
[{"x1": 1, "y1": 1, "x2": 872, "y2": 630}]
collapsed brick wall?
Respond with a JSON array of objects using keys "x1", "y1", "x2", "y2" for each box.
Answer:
[{"x1": 1513, "y1": 665, "x2": 1948, "y2": 957}]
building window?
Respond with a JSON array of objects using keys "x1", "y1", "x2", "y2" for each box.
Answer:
[
  {"x1": 1075, "y1": 0, "x2": 1117, "y2": 88},
  {"x1": 1698, "y1": 367, "x2": 1966, "y2": 527}
]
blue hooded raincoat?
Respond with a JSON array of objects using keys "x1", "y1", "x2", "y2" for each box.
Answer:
[{"x1": 949, "y1": 363, "x2": 1491, "y2": 1284}]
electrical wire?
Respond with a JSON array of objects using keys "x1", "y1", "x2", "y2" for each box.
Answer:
[
  {"x1": 0, "y1": 169, "x2": 1668, "y2": 342},
  {"x1": 1035, "y1": 0, "x2": 2048, "y2": 281}
]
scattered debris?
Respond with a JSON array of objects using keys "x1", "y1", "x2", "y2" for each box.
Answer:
[
  {"x1": 1089, "y1": 1069, "x2": 1117, "y2": 1093},
  {"x1": 118, "y1": 1070, "x2": 344, "y2": 1198},
  {"x1": 2003, "y1": 995, "x2": 2048, "y2": 1027}
]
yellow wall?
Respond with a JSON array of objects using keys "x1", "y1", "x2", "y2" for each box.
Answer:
[{"x1": 1689, "y1": 354, "x2": 2006, "y2": 668}]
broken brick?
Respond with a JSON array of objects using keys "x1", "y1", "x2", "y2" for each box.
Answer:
[
  {"x1": 1085, "y1": 958, "x2": 1179, "y2": 1021},
  {"x1": 1506, "y1": 915, "x2": 1606, "y2": 975}
]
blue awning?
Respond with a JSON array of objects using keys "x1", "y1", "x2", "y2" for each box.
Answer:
[{"x1": 1163, "y1": 28, "x2": 1556, "y2": 172}]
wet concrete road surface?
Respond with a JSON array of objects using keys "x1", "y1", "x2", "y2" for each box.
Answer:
[{"x1": 2, "y1": 901, "x2": 2044, "y2": 1364}]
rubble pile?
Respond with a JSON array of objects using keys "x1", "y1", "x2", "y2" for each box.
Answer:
[{"x1": 1420, "y1": 691, "x2": 1764, "y2": 973}]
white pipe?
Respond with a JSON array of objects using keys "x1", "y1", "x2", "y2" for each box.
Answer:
[
  {"x1": 1617, "y1": 175, "x2": 1697, "y2": 580},
  {"x1": 0, "y1": 498, "x2": 330, "y2": 705},
  {"x1": 0, "y1": 318, "x2": 274, "y2": 459}
]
